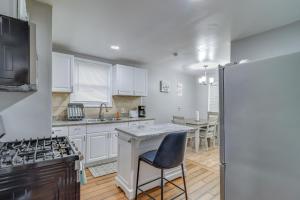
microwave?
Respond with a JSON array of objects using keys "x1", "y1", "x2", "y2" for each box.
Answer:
[{"x1": 0, "y1": 15, "x2": 37, "y2": 92}]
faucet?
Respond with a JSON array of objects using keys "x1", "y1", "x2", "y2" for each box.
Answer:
[{"x1": 98, "y1": 103, "x2": 108, "y2": 120}]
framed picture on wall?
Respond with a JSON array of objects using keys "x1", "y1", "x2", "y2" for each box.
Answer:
[{"x1": 160, "y1": 80, "x2": 170, "y2": 93}]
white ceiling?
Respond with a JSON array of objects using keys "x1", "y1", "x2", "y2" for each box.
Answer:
[{"x1": 38, "y1": 0, "x2": 300, "y2": 73}]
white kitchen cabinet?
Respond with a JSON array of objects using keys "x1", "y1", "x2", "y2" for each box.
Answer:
[
  {"x1": 134, "y1": 68, "x2": 148, "y2": 96},
  {"x1": 52, "y1": 126, "x2": 68, "y2": 137},
  {"x1": 69, "y1": 125, "x2": 86, "y2": 136},
  {"x1": 109, "y1": 131, "x2": 118, "y2": 158},
  {"x1": 113, "y1": 65, "x2": 134, "y2": 95},
  {"x1": 113, "y1": 65, "x2": 148, "y2": 96},
  {"x1": 52, "y1": 52, "x2": 74, "y2": 92},
  {"x1": 69, "y1": 135, "x2": 86, "y2": 162},
  {"x1": 86, "y1": 132, "x2": 109, "y2": 163}
]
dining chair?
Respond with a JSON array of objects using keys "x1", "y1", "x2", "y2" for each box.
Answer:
[
  {"x1": 172, "y1": 116, "x2": 195, "y2": 147},
  {"x1": 199, "y1": 112, "x2": 219, "y2": 150}
]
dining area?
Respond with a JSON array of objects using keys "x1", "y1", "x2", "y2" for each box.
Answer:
[{"x1": 172, "y1": 112, "x2": 219, "y2": 153}]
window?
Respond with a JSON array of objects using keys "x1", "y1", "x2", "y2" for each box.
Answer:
[
  {"x1": 70, "y1": 58, "x2": 112, "y2": 107},
  {"x1": 208, "y1": 84, "x2": 219, "y2": 112}
]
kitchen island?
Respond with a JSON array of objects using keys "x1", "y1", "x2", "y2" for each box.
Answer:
[{"x1": 115, "y1": 123, "x2": 193, "y2": 200}]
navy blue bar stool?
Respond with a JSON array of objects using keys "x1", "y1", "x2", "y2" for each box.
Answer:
[{"x1": 135, "y1": 132, "x2": 188, "y2": 200}]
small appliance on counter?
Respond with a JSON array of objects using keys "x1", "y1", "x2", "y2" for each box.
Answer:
[
  {"x1": 67, "y1": 103, "x2": 85, "y2": 121},
  {"x1": 129, "y1": 110, "x2": 138, "y2": 118},
  {"x1": 138, "y1": 105, "x2": 146, "y2": 117}
]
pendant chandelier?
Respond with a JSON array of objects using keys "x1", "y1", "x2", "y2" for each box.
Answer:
[{"x1": 198, "y1": 65, "x2": 214, "y2": 85}]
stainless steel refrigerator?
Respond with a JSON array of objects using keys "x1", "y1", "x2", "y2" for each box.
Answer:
[{"x1": 219, "y1": 52, "x2": 300, "y2": 200}]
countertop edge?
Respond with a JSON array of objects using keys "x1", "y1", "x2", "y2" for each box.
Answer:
[
  {"x1": 115, "y1": 124, "x2": 194, "y2": 140},
  {"x1": 52, "y1": 118, "x2": 155, "y2": 127}
]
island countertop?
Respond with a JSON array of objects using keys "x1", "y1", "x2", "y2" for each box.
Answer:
[{"x1": 115, "y1": 123, "x2": 194, "y2": 139}]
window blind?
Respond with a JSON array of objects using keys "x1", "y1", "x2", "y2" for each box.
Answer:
[{"x1": 70, "y1": 58, "x2": 112, "y2": 106}]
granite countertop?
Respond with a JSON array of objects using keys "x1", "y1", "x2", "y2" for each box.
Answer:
[
  {"x1": 52, "y1": 117, "x2": 155, "y2": 127},
  {"x1": 115, "y1": 123, "x2": 194, "y2": 140}
]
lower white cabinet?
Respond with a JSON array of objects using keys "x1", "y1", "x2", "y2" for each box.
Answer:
[
  {"x1": 52, "y1": 120, "x2": 154, "y2": 164},
  {"x1": 69, "y1": 135, "x2": 86, "y2": 162},
  {"x1": 52, "y1": 126, "x2": 68, "y2": 137},
  {"x1": 86, "y1": 132, "x2": 109, "y2": 163},
  {"x1": 109, "y1": 131, "x2": 118, "y2": 158}
]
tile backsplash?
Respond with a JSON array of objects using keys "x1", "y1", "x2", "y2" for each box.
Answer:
[{"x1": 52, "y1": 93, "x2": 141, "y2": 120}]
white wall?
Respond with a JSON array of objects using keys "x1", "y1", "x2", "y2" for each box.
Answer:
[
  {"x1": 0, "y1": 0, "x2": 52, "y2": 141},
  {"x1": 142, "y1": 66, "x2": 197, "y2": 123},
  {"x1": 231, "y1": 20, "x2": 300, "y2": 62}
]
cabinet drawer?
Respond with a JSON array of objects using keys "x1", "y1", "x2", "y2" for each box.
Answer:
[
  {"x1": 113, "y1": 122, "x2": 128, "y2": 129},
  {"x1": 52, "y1": 126, "x2": 68, "y2": 137},
  {"x1": 69, "y1": 125, "x2": 86, "y2": 136},
  {"x1": 87, "y1": 124, "x2": 115, "y2": 133}
]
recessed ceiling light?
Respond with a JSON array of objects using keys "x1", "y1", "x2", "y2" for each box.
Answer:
[{"x1": 110, "y1": 45, "x2": 120, "y2": 50}]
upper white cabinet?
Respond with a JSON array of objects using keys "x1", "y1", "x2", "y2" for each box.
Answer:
[
  {"x1": 52, "y1": 52, "x2": 74, "y2": 92},
  {"x1": 112, "y1": 64, "x2": 148, "y2": 96},
  {"x1": 134, "y1": 68, "x2": 148, "y2": 96},
  {"x1": 112, "y1": 65, "x2": 134, "y2": 95}
]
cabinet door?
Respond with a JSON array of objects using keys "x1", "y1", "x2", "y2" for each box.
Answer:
[
  {"x1": 52, "y1": 52, "x2": 73, "y2": 92},
  {"x1": 86, "y1": 132, "x2": 108, "y2": 163},
  {"x1": 52, "y1": 126, "x2": 68, "y2": 137},
  {"x1": 134, "y1": 68, "x2": 148, "y2": 96},
  {"x1": 69, "y1": 135, "x2": 86, "y2": 162},
  {"x1": 113, "y1": 65, "x2": 134, "y2": 95},
  {"x1": 69, "y1": 125, "x2": 86, "y2": 136},
  {"x1": 109, "y1": 131, "x2": 118, "y2": 158}
]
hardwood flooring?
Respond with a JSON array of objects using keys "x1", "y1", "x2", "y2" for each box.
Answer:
[{"x1": 81, "y1": 147, "x2": 220, "y2": 200}]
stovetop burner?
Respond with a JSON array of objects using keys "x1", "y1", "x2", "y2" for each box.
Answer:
[{"x1": 0, "y1": 136, "x2": 76, "y2": 168}]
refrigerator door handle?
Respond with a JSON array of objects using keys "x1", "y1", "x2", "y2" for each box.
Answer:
[
  {"x1": 219, "y1": 65, "x2": 226, "y2": 164},
  {"x1": 220, "y1": 164, "x2": 226, "y2": 200}
]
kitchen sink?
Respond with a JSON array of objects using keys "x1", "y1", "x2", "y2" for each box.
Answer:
[
  {"x1": 85, "y1": 118, "x2": 122, "y2": 123},
  {"x1": 85, "y1": 118, "x2": 108, "y2": 123}
]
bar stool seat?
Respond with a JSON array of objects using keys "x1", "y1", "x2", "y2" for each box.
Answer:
[
  {"x1": 139, "y1": 150, "x2": 157, "y2": 165},
  {"x1": 135, "y1": 132, "x2": 188, "y2": 200}
]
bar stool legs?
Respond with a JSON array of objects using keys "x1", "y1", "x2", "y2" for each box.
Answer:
[
  {"x1": 181, "y1": 164, "x2": 188, "y2": 200},
  {"x1": 135, "y1": 159, "x2": 141, "y2": 200},
  {"x1": 135, "y1": 161, "x2": 188, "y2": 200},
  {"x1": 161, "y1": 169, "x2": 164, "y2": 200}
]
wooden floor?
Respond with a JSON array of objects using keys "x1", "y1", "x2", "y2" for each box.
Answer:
[{"x1": 81, "y1": 147, "x2": 220, "y2": 200}]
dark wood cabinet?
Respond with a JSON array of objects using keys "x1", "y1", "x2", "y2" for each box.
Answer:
[{"x1": 0, "y1": 15, "x2": 30, "y2": 86}]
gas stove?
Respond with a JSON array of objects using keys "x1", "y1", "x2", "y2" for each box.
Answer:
[
  {"x1": 0, "y1": 136, "x2": 77, "y2": 168},
  {"x1": 0, "y1": 136, "x2": 80, "y2": 200}
]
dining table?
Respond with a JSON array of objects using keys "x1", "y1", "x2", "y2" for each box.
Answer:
[{"x1": 184, "y1": 119, "x2": 208, "y2": 153}]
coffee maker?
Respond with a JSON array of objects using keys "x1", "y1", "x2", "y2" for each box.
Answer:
[{"x1": 138, "y1": 106, "x2": 146, "y2": 118}]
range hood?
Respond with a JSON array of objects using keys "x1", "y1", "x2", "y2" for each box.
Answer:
[{"x1": 0, "y1": 15, "x2": 37, "y2": 92}]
